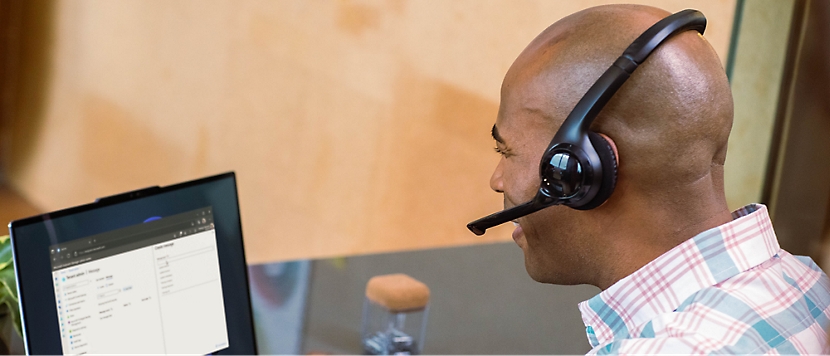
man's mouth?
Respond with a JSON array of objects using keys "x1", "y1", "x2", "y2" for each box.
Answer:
[{"x1": 511, "y1": 220, "x2": 524, "y2": 243}]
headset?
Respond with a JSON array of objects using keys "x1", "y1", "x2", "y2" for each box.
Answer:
[{"x1": 467, "y1": 9, "x2": 706, "y2": 235}]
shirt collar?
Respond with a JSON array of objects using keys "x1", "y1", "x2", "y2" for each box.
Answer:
[{"x1": 578, "y1": 204, "x2": 780, "y2": 348}]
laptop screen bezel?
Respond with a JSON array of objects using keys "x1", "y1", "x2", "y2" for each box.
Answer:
[{"x1": 9, "y1": 172, "x2": 257, "y2": 354}]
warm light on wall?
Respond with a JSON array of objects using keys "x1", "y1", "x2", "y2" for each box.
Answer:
[{"x1": 3, "y1": 0, "x2": 736, "y2": 263}]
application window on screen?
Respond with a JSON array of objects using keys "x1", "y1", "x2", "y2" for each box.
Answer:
[{"x1": 49, "y1": 207, "x2": 229, "y2": 355}]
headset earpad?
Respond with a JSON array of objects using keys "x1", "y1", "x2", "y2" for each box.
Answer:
[{"x1": 576, "y1": 131, "x2": 618, "y2": 210}]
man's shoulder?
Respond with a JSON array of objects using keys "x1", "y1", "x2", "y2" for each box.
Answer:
[
  {"x1": 616, "y1": 250, "x2": 830, "y2": 355},
  {"x1": 688, "y1": 249, "x2": 830, "y2": 313},
  {"x1": 582, "y1": 205, "x2": 830, "y2": 354}
]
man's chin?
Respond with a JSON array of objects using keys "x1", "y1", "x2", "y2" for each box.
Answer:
[
  {"x1": 523, "y1": 258, "x2": 585, "y2": 285},
  {"x1": 525, "y1": 268, "x2": 553, "y2": 284},
  {"x1": 522, "y1": 257, "x2": 548, "y2": 283}
]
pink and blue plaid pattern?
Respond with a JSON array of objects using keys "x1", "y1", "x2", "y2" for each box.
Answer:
[{"x1": 579, "y1": 204, "x2": 830, "y2": 354}]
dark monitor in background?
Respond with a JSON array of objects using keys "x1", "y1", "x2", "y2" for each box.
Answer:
[{"x1": 9, "y1": 172, "x2": 257, "y2": 355}]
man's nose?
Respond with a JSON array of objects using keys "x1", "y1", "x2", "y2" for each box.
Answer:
[{"x1": 490, "y1": 158, "x2": 505, "y2": 193}]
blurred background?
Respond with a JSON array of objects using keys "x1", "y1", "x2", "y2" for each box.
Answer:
[
  {"x1": 0, "y1": 0, "x2": 828, "y2": 268},
  {"x1": 2, "y1": 0, "x2": 829, "y2": 354}
]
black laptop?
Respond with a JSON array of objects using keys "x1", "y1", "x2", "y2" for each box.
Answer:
[{"x1": 9, "y1": 172, "x2": 257, "y2": 354}]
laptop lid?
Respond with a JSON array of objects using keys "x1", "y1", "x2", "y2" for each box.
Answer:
[{"x1": 9, "y1": 172, "x2": 257, "y2": 354}]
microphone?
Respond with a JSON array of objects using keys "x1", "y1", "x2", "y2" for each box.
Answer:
[{"x1": 466, "y1": 192, "x2": 561, "y2": 235}]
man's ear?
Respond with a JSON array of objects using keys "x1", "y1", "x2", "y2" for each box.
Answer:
[{"x1": 598, "y1": 133, "x2": 619, "y2": 166}]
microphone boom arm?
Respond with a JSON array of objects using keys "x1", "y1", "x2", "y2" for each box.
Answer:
[{"x1": 466, "y1": 193, "x2": 560, "y2": 235}]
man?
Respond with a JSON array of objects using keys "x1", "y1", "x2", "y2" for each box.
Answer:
[{"x1": 486, "y1": 4, "x2": 830, "y2": 354}]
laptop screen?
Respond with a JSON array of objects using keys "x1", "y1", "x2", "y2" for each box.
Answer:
[
  {"x1": 10, "y1": 173, "x2": 256, "y2": 354},
  {"x1": 50, "y1": 207, "x2": 228, "y2": 354}
]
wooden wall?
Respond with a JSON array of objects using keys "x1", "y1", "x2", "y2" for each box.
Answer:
[{"x1": 2, "y1": 0, "x2": 736, "y2": 263}]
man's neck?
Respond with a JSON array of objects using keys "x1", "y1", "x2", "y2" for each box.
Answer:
[{"x1": 589, "y1": 192, "x2": 733, "y2": 291}]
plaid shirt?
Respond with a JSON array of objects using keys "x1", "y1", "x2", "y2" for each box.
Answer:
[{"x1": 579, "y1": 204, "x2": 830, "y2": 354}]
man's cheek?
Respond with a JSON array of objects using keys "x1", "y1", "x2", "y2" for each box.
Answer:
[{"x1": 503, "y1": 163, "x2": 538, "y2": 200}]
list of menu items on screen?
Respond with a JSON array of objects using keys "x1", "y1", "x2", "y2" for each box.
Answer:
[{"x1": 50, "y1": 207, "x2": 229, "y2": 355}]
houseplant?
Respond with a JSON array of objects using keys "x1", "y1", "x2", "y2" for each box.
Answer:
[{"x1": 0, "y1": 235, "x2": 22, "y2": 354}]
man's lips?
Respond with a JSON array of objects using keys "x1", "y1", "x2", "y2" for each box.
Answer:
[
  {"x1": 504, "y1": 199, "x2": 525, "y2": 243},
  {"x1": 511, "y1": 221, "x2": 524, "y2": 242}
]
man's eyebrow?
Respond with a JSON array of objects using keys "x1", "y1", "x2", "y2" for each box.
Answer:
[{"x1": 491, "y1": 125, "x2": 505, "y2": 144}]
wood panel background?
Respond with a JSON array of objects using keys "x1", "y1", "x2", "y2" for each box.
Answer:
[{"x1": 2, "y1": 0, "x2": 736, "y2": 263}]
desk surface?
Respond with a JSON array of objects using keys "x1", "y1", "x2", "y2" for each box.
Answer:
[{"x1": 249, "y1": 242, "x2": 598, "y2": 354}]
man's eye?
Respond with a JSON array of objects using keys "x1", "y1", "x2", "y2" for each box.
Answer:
[{"x1": 494, "y1": 146, "x2": 510, "y2": 157}]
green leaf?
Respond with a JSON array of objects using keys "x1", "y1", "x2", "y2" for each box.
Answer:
[
  {"x1": 0, "y1": 245, "x2": 14, "y2": 269},
  {"x1": 0, "y1": 269, "x2": 16, "y2": 300},
  {"x1": 0, "y1": 236, "x2": 20, "y2": 336},
  {"x1": 0, "y1": 236, "x2": 10, "y2": 270}
]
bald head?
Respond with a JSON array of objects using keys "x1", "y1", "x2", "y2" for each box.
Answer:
[
  {"x1": 491, "y1": 5, "x2": 735, "y2": 287},
  {"x1": 502, "y1": 4, "x2": 733, "y2": 198}
]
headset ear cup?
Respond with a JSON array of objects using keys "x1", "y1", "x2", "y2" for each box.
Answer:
[{"x1": 577, "y1": 132, "x2": 618, "y2": 210}]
